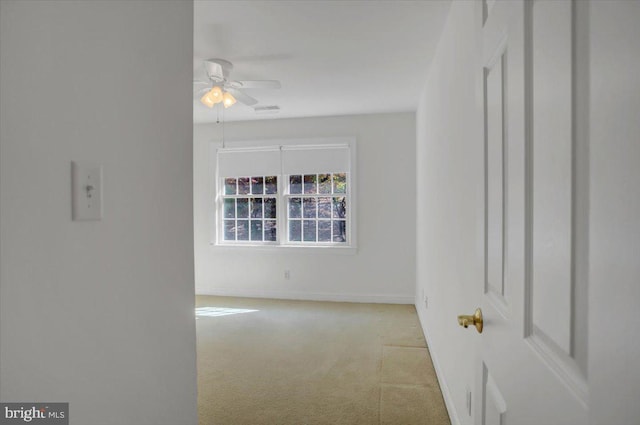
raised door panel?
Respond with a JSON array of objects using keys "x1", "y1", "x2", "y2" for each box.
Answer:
[
  {"x1": 485, "y1": 40, "x2": 508, "y2": 312},
  {"x1": 482, "y1": 364, "x2": 507, "y2": 425},
  {"x1": 530, "y1": 0, "x2": 573, "y2": 356}
]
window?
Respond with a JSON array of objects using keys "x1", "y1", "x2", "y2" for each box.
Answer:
[
  {"x1": 214, "y1": 139, "x2": 355, "y2": 249},
  {"x1": 286, "y1": 173, "x2": 348, "y2": 243},
  {"x1": 221, "y1": 176, "x2": 278, "y2": 242}
]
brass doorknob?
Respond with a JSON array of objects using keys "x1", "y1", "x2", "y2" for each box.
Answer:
[{"x1": 458, "y1": 308, "x2": 483, "y2": 333}]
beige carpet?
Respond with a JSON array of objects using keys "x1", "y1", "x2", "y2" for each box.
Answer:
[{"x1": 196, "y1": 296, "x2": 450, "y2": 425}]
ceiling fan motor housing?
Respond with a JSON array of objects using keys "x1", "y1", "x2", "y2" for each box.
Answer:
[{"x1": 204, "y1": 58, "x2": 233, "y2": 82}]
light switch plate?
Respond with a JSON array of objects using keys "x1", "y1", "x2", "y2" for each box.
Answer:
[{"x1": 72, "y1": 161, "x2": 103, "y2": 221}]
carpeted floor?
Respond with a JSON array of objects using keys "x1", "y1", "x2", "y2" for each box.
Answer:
[{"x1": 196, "y1": 296, "x2": 450, "y2": 425}]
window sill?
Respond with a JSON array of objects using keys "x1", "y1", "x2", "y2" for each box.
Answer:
[{"x1": 209, "y1": 242, "x2": 357, "y2": 255}]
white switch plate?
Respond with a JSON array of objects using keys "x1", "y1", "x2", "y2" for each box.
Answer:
[{"x1": 72, "y1": 161, "x2": 103, "y2": 221}]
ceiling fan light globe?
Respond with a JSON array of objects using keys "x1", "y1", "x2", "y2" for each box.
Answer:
[
  {"x1": 200, "y1": 86, "x2": 224, "y2": 108},
  {"x1": 223, "y1": 92, "x2": 237, "y2": 108},
  {"x1": 210, "y1": 86, "x2": 223, "y2": 101},
  {"x1": 200, "y1": 91, "x2": 215, "y2": 108}
]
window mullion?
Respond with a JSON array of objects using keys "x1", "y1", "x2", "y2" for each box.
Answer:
[
  {"x1": 315, "y1": 174, "x2": 319, "y2": 242},
  {"x1": 234, "y1": 194, "x2": 238, "y2": 241},
  {"x1": 279, "y1": 175, "x2": 285, "y2": 245}
]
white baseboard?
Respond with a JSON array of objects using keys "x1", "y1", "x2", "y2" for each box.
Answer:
[
  {"x1": 415, "y1": 301, "x2": 461, "y2": 425},
  {"x1": 196, "y1": 287, "x2": 414, "y2": 304}
]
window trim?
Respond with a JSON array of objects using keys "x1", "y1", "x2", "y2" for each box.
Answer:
[{"x1": 210, "y1": 137, "x2": 357, "y2": 251}]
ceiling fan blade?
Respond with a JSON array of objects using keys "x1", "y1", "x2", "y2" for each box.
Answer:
[
  {"x1": 230, "y1": 80, "x2": 281, "y2": 89},
  {"x1": 226, "y1": 88, "x2": 259, "y2": 106},
  {"x1": 194, "y1": 87, "x2": 210, "y2": 96}
]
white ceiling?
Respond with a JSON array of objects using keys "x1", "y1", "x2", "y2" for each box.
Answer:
[{"x1": 194, "y1": 0, "x2": 451, "y2": 123}]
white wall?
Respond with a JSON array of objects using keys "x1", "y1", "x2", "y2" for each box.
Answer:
[
  {"x1": 0, "y1": 2, "x2": 197, "y2": 425},
  {"x1": 587, "y1": 2, "x2": 640, "y2": 424},
  {"x1": 415, "y1": 2, "x2": 480, "y2": 425},
  {"x1": 194, "y1": 113, "x2": 416, "y2": 303}
]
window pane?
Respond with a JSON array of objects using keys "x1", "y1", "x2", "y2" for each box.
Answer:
[
  {"x1": 250, "y1": 198, "x2": 263, "y2": 218},
  {"x1": 224, "y1": 178, "x2": 237, "y2": 195},
  {"x1": 224, "y1": 220, "x2": 235, "y2": 240},
  {"x1": 289, "y1": 197, "x2": 301, "y2": 218},
  {"x1": 265, "y1": 176, "x2": 278, "y2": 194},
  {"x1": 333, "y1": 173, "x2": 347, "y2": 194},
  {"x1": 319, "y1": 174, "x2": 331, "y2": 194},
  {"x1": 264, "y1": 198, "x2": 277, "y2": 219},
  {"x1": 238, "y1": 177, "x2": 250, "y2": 194},
  {"x1": 318, "y1": 220, "x2": 331, "y2": 242},
  {"x1": 250, "y1": 220, "x2": 263, "y2": 241},
  {"x1": 289, "y1": 220, "x2": 301, "y2": 242},
  {"x1": 237, "y1": 198, "x2": 249, "y2": 218},
  {"x1": 333, "y1": 197, "x2": 346, "y2": 219},
  {"x1": 303, "y1": 220, "x2": 317, "y2": 242},
  {"x1": 224, "y1": 198, "x2": 236, "y2": 218},
  {"x1": 318, "y1": 197, "x2": 332, "y2": 218},
  {"x1": 265, "y1": 220, "x2": 277, "y2": 241},
  {"x1": 333, "y1": 220, "x2": 346, "y2": 242},
  {"x1": 251, "y1": 176, "x2": 264, "y2": 194},
  {"x1": 289, "y1": 175, "x2": 302, "y2": 194},
  {"x1": 303, "y1": 197, "x2": 317, "y2": 218},
  {"x1": 304, "y1": 174, "x2": 317, "y2": 194},
  {"x1": 237, "y1": 220, "x2": 249, "y2": 240}
]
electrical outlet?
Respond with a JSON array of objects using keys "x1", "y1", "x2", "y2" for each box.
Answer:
[
  {"x1": 284, "y1": 270, "x2": 290, "y2": 280},
  {"x1": 420, "y1": 288, "x2": 428, "y2": 308}
]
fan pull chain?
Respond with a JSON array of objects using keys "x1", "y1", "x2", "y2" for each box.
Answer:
[{"x1": 216, "y1": 104, "x2": 226, "y2": 149}]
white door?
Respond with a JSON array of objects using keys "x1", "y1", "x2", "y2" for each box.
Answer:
[{"x1": 473, "y1": 1, "x2": 589, "y2": 423}]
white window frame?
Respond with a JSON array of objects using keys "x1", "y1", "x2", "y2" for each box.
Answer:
[
  {"x1": 211, "y1": 137, "x2": 357, "y2": 252},
  {"x1": 220, "y1": 176, "x2": 280, "y2": 244},
  {"x1": 282, "y1": 172, "x2": 350, "y2": 245}
]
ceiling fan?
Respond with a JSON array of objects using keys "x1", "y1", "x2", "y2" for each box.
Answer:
[{"x1": 194, "y1": 58, "x2": 281, "y2": 110}]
